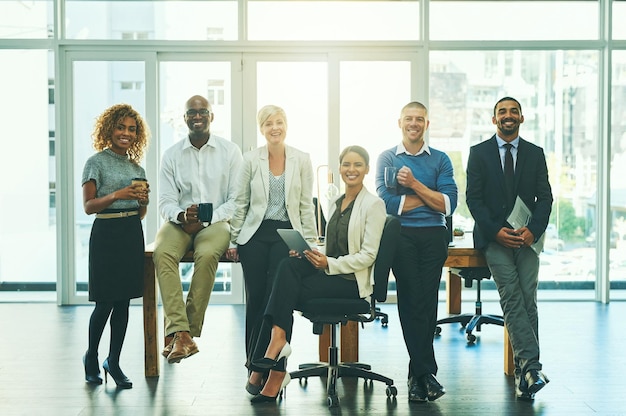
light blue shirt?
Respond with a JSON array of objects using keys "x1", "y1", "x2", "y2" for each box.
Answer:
[
  {"x1": 496, "y1": 135, "x2": 520, "y2": 173},
  {"x1": 392, "y1": 143, "x2": 452, "y2": 216}
]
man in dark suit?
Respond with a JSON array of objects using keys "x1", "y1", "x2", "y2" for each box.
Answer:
[{"x1": 466, "y1": 97, "x2": 553, "y2": 400}]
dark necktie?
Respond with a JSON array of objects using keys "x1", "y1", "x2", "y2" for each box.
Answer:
[{"x1": 504, "y1": 143, "x2": 515, "y2": 207}]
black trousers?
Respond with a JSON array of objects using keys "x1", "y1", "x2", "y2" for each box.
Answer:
[
  {"x1": 238, "y1": 220, "x2": 291, "y2": 364},
  {"x1": 393, "y1": 226, "x2": 448, "y2": 379},
  {"x1": 249, "y1": 256, "x2": 359, "y2": 373}
]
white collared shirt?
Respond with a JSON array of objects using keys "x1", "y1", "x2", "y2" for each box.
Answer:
[{"x1": 159, "y1": 134, "x2": 243, "y2": 224}]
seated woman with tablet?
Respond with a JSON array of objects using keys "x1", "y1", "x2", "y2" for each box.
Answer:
[{"x1": 246, "y1": 145, "x2": 387, "y2": 403}]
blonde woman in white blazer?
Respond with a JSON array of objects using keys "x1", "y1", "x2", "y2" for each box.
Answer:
[
  {"x1": 246, "y1": 145, "x2": 386, "y2": 403},
  {"x1": 226, "y1": 105, "x2": 317, "y2": 392}
]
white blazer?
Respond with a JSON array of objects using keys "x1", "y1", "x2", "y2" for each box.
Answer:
[
  {"x1": 230, "y1": 144, "x2": 317, "y2": 246},
  {"x1": 325, "y1": 186, "x2": 387, "y2": 299}
]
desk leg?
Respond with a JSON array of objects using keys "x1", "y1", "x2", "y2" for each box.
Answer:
[
  {"x1": 447, "y1": 269, "x2": 462, "y2": 314},
  {"x1": 340, "y1": 321, "x2": 359, "y2": 362},
  {"x1": 143, "y1": 258, "x2": 159, "y2": 377},
  {"x1": 319, "y1": 325, "x2": 330, "y2": 362},
  {"x1": 318, "y1": 322, "x2": 359, "y2": 363},
  {"x1": 504, "y1": 325, "x2": 514, "y2": 376}
]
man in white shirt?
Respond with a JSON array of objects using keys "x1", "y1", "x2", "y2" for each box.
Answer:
[{"x1": 154, "y1": 95, "x2": 243, "y2": 364}]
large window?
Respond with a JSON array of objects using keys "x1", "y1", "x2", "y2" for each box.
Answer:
[
  {"x1": 158, "y1": 60, "x2": 241, "y2": 304},
  {"x1": 255, "y1": 61, "x2": 328, "y2": 171},
  {"x1": 430, "y1": 1, "x2": 598, "y2": 41},
  {"x1": 611, "y1": 51, "x2": 626, "y2": 290},
  {"x1": 65, "y1": 1, "x2": 238, "y2": 40},
  {"x1": 248, "y1": 0, "x2": 420, "y2": 40},
  {"x1": 71, "y1": 60, "x2": 146, "y2": 300},
  {"x1": 0, "y1": 1, "x2": 53, "y2": 39},
  {"x1": 338, "y1": 60, "x2": 413, "y2": 193},
  {"x1": 2, "y1": 0, "x2": 624, "y2": 303},
  {"x1": 430, "y1": 50, "x2": 600, "y2": 286},
  {"x1": 0, "y1": 49, "x2": 56, "y2": 300}
]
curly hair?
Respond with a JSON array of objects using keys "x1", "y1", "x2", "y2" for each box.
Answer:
[{"x1": 92, "y1": 104, "x2": 150, "y2": 164}]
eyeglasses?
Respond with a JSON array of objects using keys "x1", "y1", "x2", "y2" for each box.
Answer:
[{"x1": 185, "y1": 108, "x2": 211, "y2": 117}]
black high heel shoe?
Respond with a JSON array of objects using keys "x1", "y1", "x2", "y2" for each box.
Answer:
[
  {"x1": 252, "y1": 342, "x2": 292, "y2": 369},
  {"x1": 246, "y1": 371, "x2": 266, "y2": 395},
  {"x1": 102, "y1": 358, "x2": 132, "y2": 389},
  {"x1": 83, "y1": 352, "x2": 102, "y2": 385},
  {"x1": 250, "y1": 373, "x2": 291, "y2": 403},
  {"x1": 246, "y1": 380, "x2": 263, "y2": 396}
]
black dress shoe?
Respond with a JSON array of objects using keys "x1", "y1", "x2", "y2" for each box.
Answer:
[
  {"x1": 515, "y1": 375, "x2": 535, "y2": 401},
  {"x1": 421, "y1": 374, "x2": 446, "y2": 401},
  {"x1": 407, "y1": 377, "x2": 427, "y2": 403},
  {"x1": 525, "y1": 369, "x2": 549, "y2": 394}
]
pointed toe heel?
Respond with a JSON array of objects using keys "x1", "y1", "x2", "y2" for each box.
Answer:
[
  {"x1": 103, "y1": 358, "x2": 133, "y2": 389},
  {"x1": 250, "y1": 372, "x2": 291, "y2": 404},
  {"x1": 83, "y1": 353, "x2": 102, "y2": 385},
  {"x1": 246, "y1": 380, "x2": 263, "y2": 396}
]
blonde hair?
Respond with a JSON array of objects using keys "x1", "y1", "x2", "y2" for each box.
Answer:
[
  {"x1": 92, "y1": 104, "x2": 150, "y2": 164},
  {"x1": 257, "y1": 105, "x2": 288, "y2": 131}
]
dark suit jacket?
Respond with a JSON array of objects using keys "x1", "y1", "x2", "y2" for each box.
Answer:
[{"x1": 466, "y1": 135, "x2": 553, "y2": 250}]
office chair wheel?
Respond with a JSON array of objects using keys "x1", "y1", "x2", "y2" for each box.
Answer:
[
  {"x1": 435, "y1": 326, "x2": 442, "y2": 335},
  {"x1": 381, "y1": 316, "x2": 388, "y2": 327},
  {"x1": 386, "y1": 386, "x2": 398, "y2": 397},
  {"x1": 467, "y1": 333, "x2": 477, "y2": 343},
  {"x1": 327, "y1": 395, "x2": 340, "y2": 407}
]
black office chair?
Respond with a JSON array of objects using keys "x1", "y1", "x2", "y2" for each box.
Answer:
[
  {"x1": 435, "y1": 267, "x2": 504, "y2": 343},
  {"x1": 290, "y1": 215, "x2": 400, "y2": 407},
  {"x1": 314, "y1": 197, "x2": 389, "y2": 327}
]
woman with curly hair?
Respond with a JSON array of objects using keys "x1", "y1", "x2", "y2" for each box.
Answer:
[{"x1": 81, "y1": 104, "x2": 150, "y2": 389}]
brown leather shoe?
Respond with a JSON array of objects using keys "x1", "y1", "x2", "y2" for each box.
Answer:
[
  {"x1": 161, "y1": 336, "x2": 175, "y2": 358},
  {"x1": 167, "y1": 332, "x2": 199, "y2": 364}
]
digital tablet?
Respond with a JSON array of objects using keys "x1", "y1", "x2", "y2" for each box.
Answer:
[{"x1": 276, "y1": 229, "x2": 312, "y2": 255}]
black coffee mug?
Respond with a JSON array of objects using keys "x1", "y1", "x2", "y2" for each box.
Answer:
[{"x1": 198, "y1": 203, "x2": 213, "y2": 223}]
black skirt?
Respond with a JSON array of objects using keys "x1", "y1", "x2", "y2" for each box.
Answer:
[{"x1": 88, "y1": 215, "x2": 144, "y2": 302}]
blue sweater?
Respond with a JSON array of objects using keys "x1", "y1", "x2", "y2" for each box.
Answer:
[{"x1": 375, "y1": 146, "x2": 458, "y2": 228}]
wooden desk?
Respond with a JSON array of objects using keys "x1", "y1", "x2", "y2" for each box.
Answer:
[
  {"x1": 318, "y1": 240, "x2": 515, "y2": 376},
  {"x1": 142, "y1": 243, "x2": 231, "y2": 377},
  {"x1": 142, "y1": 241, "x2": 514, "y2": 377},
  {"x1": 444, "y1": 241, "x2": 514, "y2": 376}
]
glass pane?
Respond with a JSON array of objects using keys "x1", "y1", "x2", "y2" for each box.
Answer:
[
  {"x1": 159, "y1": 61, "x2": 232, "y2": 157},
  {"x1": 339, "y1": 60, "x2": 412, "y2": 295},
  {"x1": 159, "y1": 61, "x2": 235, "y2": 299},
  {"x1": 256, "y1": 61, "x2": 328, "y2": 180},
  {"x1": 65, "y1": 1, "x2": 237, "y2": 40},
  {"x1": 611, "y1": 50, "x2": 626, "y2": 296},
  {"x1": 0, "y1": 50, "x2": 55, "y2": 301},
  {"x1": 430, "y1": 50, "x2": 599, "y2": 290},
  {"x1": 73, "y1": 61, "x2": 146, "y2": 295},
  {"x1": 338, "y1": 61, "x2": 412, "y2": 193},
  {"x1": 614, "y1": 1, "x2": 626, "y2": 39},
  {"x1": 0, "y1": 0, "x2": 52, "y2": 39},
  {"x1": 248, "y1": 1, "x2": 420, "y2": 41},
  {"x1": 430, "y1": 1, "x2": 598, "y2": 41}
]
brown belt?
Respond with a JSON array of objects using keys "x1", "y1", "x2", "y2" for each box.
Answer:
[{"x1": 96, "y1": 211, "x2": 139, "y2": 219}]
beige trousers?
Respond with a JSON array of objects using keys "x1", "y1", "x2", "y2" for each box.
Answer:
[{"x1": 153, "y1": 221, "x2": 230, "y2": 337}]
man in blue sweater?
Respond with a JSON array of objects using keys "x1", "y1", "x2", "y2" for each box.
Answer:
[{"x1": 376, "y1": 101, "x2": 458, "y2": 403}]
